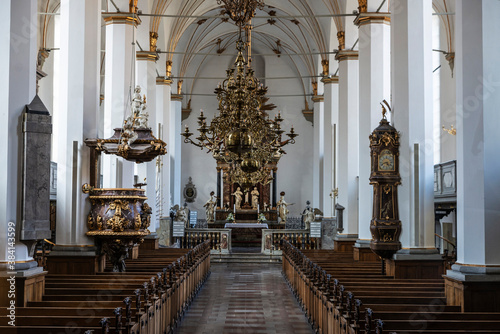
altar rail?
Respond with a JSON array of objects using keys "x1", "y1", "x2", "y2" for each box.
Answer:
[
  {"x1": 262, "y1": 229, "x2": 320, "y2": 254},
  {"x1": 178, "y1": 228, "x2": 319, "y2": 255},
  {"x1": 176, "y1": 228, "x2": 232, "y2": 254}
]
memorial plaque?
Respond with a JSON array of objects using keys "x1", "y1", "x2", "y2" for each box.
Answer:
[
  {"x1": 173, "y1": 221, "x2": 185, "y2": 237},
  {"x1": 310, "y1": 222, "x2": 322, "y2": 238},
  {"x1": 189, "y1": 211, "x2": 198, "y2": 226}
]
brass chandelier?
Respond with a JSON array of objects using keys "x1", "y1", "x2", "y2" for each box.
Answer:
[
  {"x1": 182, "y1": 35, "x2": 297, "y2": 188},
  {"x1": 217, "y1": 0, "x2": 265, "y2": 27}
]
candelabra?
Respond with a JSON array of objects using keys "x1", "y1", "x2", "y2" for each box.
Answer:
[
  {"x1": 182, "y1": 38, "x2": 297, "y2": 186},
  {"x1": 217, "y1": 0, "x2": 265, "y2": 27}
]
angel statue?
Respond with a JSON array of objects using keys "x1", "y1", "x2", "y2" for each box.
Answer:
[
  {"x1": 132, "y1": 85, "x2": 143, "y2": 117},
  {"x1": 301, "y1": 201, "x2": 323, "y2": 230}
]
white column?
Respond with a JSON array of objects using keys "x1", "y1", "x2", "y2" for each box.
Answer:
[
  {"x1": 0, "y1": 0, "x2": 37, "y2": 267},
  {"x1": 336, "y1": 51, "x2": 359, "y2": 237},
  {"x1": 321, "y1": 77, "x2": 339, "y2": 217},
  {"x1": 312, "y1": 95, "x2": 324, "y2": 210},
  {"x1": 452, "y1": 0, "x2": 500, "y2": 271},
  {"x1": 391, "y1": 0, "x2": 435, "y2": 250},
  {"x1": 356, "y1": 13, "x2": 391, "y2": 243},
  {"x1": 102, "y1": 13, "x2": 140, "y2": 188},
  {"x1": 53, "y1": 0, "x2": 101, "y2": 247},
  {"x1": 136, "y1": 55, "x2": 158, "y2": 231},
  {"x1": 171, "y1": 96, "x2": 183, "y2": 205},
  {"x1": 157, "y1": 79, "x2": 173, "y2": 213}
]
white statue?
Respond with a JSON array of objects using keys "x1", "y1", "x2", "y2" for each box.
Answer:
[
  {"x1": 132, "y1": 85, "x2": 143, "y2": 117},
  {"x1": 232, "y1": 187, "x2": 243, "y2": 209},
  {"x1": 121, "y1": 116, "x2": 138, "y2": 147},
  {"x1": 301, "y1": 201, "x2": 322, "y2": 229},
  {"x1": 244, "y1": 190, "x2": 249, "y2": 204},
  {"x1": 175, "y1": 203, "x2": 190, "y2": 228},
  {"x1": 251, "y1": 187, "x2": 259, "y2": 209},
  {"x1": 203, "y1": 191, "x2": 217, "y2": 223},
  {"x1": 302, "y1": 206, "x2": 314, "y2": 230},
  {"x1": 277, "y1": 191, "x2": 293, "y2": 223},
  {"x1": 130, "y1": 85, "x2": 149, "y2": 129}
]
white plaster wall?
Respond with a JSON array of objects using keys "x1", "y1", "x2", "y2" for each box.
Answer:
[
  {"x1": 265, "y1": 56, "x2": 314, "y2": 216},
  {"x1": 180, "y1": 55, "x2": 313, "y2": 218},
  {"x1": 180, "y1": 55, "x2": 221, "y2": 217},
  {"x1": 439, "y1": 45, "x2": 456, "y2": 163}
]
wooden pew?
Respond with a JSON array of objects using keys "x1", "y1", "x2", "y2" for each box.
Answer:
[
  {"x1": 0, "y1": 241, "x2": 211, "y2": 334},
  {"x1": 282, "y1": 242, "x2": 500, "y2": 334}
]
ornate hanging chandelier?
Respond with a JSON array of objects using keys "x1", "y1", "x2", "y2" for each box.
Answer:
[
  {"x1": 182, "y1": 37, "x2": 297, "y2": 187},
  {"x1": 217, "y1": 0, "x2": 265, "y2": 27}
]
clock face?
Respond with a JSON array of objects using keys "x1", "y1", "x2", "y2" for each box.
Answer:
[{"x1": 378, "y1": 150, "x2": 395, "y2": 171}]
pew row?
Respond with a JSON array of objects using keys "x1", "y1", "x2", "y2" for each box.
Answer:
[
  {"x1": 282, "y1": 241, "x2": 500, "y2": 334},
  {"x1": 0, "y1": 241, "x2": 211, "y2": 334}
]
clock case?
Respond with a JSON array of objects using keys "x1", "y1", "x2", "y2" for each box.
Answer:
[{"x1": 369, "y1": 116, "x2": 402, "y2": 259}]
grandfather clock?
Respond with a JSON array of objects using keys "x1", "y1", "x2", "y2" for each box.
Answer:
[{"x1": 369, "y1": 103, "x2": 402, "y2": 259}]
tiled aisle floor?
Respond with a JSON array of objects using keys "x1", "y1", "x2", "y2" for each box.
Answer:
[{"x1": 174, "y1": 263, "x2": 314, "y2": 334}]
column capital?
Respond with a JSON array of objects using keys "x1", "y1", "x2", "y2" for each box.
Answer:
[
  {"x1": 312, "y1": 95, "x2": 324, "y2": 103},
  {"x1": 136, "y1": 51, "x2": 159, "y2": 62},
  {"x1": 354, "y1": 12, "x2": 391, "y2": 27},
  {"x1": 102, "y1": 12, "x2": 141, "y2": 27},
  {"x1": 335, "y1": 50, "x2": 359, "y2": 62},
  {"x1": 171, "y1": 94, "x2": 183, "y2": 101},
  {"x1": 321, "y1": 76, "x2": 339, "y2": 84},
  {"x1": 156, "y1": 77, "x2": 173, "y2": 85}
]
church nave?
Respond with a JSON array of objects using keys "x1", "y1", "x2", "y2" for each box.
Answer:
[{"x1": 175, "y1": 263, "x2": 313, "y2": 334}]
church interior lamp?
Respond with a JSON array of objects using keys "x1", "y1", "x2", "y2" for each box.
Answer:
[{"x1": 181, "y1": 38, "x2": 297, "y2": 188}]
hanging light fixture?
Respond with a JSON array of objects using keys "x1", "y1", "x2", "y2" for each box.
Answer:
[
  {"x1": 217, "y1": 0, "x2": 265, "y2": 27},
  {"x1": 182, "y1": 38, "x2": 297, "y2": 187},
  {"x1": 182, "y1": 0, "x2": 297, "y2": 188}
]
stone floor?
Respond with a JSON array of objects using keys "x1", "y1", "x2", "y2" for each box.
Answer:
[{"x1": 174, "y1": 263, "x2": 314, "y2": 334}]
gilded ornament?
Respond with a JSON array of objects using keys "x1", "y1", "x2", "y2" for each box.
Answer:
[
  {"x1": 82, "y1": 183, "x2": 94, "y2": 194},
  {"x1": 321, "y1": 59, "x2": 329, "y2": 77},
  {"x1": 177, "y1": 80, "x2": 183, "y2": 95},
  {"x1": 381, "y1": 133, "x2": 392, "y2": 146},
  {"x1": 442, "y1": 125, "x2": 456, "y2": 136},
  {"x1": 96, "y1": 215, "x2": 104, "y2": 230},
  {"x1": 383, "y1": 184, "x2": 391, "y2": 195},
  {"x1": 129, "y1": 0, "x2": 138, "y2": 13},
  {"x1": 166, "y1": 60, "x2": 173, "y2": 78},
  {"x1": 143, "y1": 216, "x2": 151, "y2": 230},
  {"x1": 149, "y1": 32, "x2": 158, "y2": 52},
  {"x1": 134, "y1": 214, "x2": 142, "y2": 230},
  {"x1": 106, "y1": 200, "x2": 130, "y2": 216},
  {"x1": 358, "y1": 0, "x2": 367, "y2": 13},
  {"x1": 312, "y1": 81, "x2": 318, "y2": 96},
  {"x1": 382, "y1": 233, "x2": 394, "y2": 242},
  {"x1": 108, "y1": 214, "x2": 125, "y2": 232},
  {"x1": 337, "y1": 31, "x2": 345, "y2": 50},
  {"x1": 87, "y1": 214, "x2": 94, "y2": 230}
]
